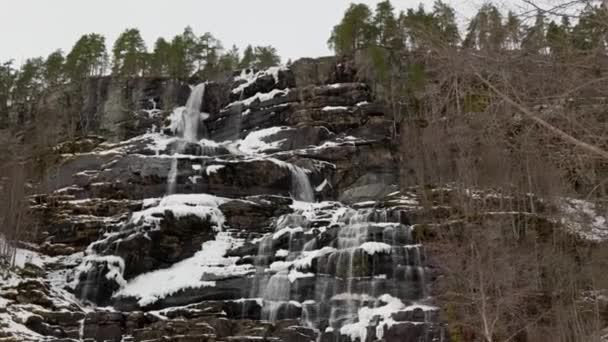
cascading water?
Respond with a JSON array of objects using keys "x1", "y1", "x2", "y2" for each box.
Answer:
[
  {"x1": 183, "y1": 83, "x2": 208, "y2": 142},
  {"x1": 158, "y1": 71, "x2": 433, "y2": 340},
  {"x1": 250, "y1": 205, "x2": 436, "y2": 341},
  {"x1": 167, "y1": 83, "x2": 208, "y2": 194},
  {"x1": 289, "y1": 165, "x2": 315, "y2": 202}
]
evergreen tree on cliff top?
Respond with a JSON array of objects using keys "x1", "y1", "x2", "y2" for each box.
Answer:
[
  {"x1": 463, "y1": 3, "x2": 505, "y2": 50},
  {"x1": 328, "y1": 3, "x2": 376, "y2": 55},
  {"x1": 43, "y1": 50, "x2": 65, "y2": 87},
  {"x1": 112, "y1": 28, "x2": 147, "y2": 77},
  {"x1": 65, "y1": 33, "x2": 108, "y2": 81}
]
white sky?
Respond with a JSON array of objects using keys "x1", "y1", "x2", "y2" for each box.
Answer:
[{"x1": 0, "y1": 0, "x2": 541, "y2": 64}]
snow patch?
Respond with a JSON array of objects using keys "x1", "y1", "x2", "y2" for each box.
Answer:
[
  {"x1": 232, "y1": 66, "x2": 287, "y2": 94},
  {"x1": 287, "y1": 269, "x2": 314, "y2": 283},
  {"x1": 236, "y1": 127, "x2": 289, "y2": 154},
  {"x1": 206, "y1": 165, "x2": 225, "y2": 176},
  {"x1": 115, "y1": 233, "x2": 250, "y2": 307},
  {"x1": 322, "y1": 106, "x2": 349, "y2": 112},
  {"x1": 130, "y1": 194, "x2": 227, "y2": 231},
  {"x1": 359, "y1": 242, "x2": 392, "y2": 255},
  {"x1": 560, "y1": 198, "x2": 608, "y2": 241}
]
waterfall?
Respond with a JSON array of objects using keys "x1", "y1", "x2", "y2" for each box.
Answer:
[
  {"x1": 289, "y1": 165, "x2": 314, "y2": 202},
  {"x1": 248, "y1": 205, "x2": 432, "y2": 338},
  {"x1": 183, "y1": 83, "x2": 207, "y2": 142},
  {"x1": 167, "y1": 83, "x2": 207, "y2": 193},
  {"x1": 167, "y1": 158, "x2": 179, "y2": 195}
]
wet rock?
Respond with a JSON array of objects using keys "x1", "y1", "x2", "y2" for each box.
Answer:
[
  {"x1": 82, "y1": 311, "x2": 126, "y2": 342},
  {"x1": 75, "y1": 258, "x2": 125, "y2": 306},
  {"x1": 219, "y1": 196, "x2": 292, "y2": 233},
  {"x1": 131, "y1": 319, "x2": 215, "y2": 341},
  {"x1": 25, "y1": 315, "x2": 67, "y2": 338}
]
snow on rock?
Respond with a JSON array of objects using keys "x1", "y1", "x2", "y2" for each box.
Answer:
[
  {"x1": 339, "y1": 294, "x2": 404, "y2": 341},
  {"x1": 275, "y1": 249, "x2": 289, "y2": 258},
  {"x1": 158, "y1": 194, "x2": 227, "y2": 208},
  {"x1": 287, "y1": 269, "x2": 314, "y2": 283},
  {"x1": 560, "y1": 198, "x2": 608, "y2": 241},
  {"x1": 206, "y1": 165, "x2": 225, "y2": 175},
  {"x1": 315, "y1": 179, "x2": 330, "y2": 192},
  {"x1": 293, "y1": 247, "x2": 337, "y2": 270},
  {"x1": 232, "y1": 66, "x2": 287, "y2": 94},
  {"x1": 359, "y1": 242, "x2": 392, "y2": 255},
  {"x1": 116, "y1": 232, "x2": 251, "y2": 307},
  {"x1": 0, "y1": 312, "x2": 41, "y2": 340},
  {"x1": 95, "y1": 132, "x2": 177, "y2": 156},
  {"x1": 322, "y1": 106, "x2": 349, "y2": 112},
  {"x1": 130, "y1": 194, "x2": 227, "y2": 231},
  {"x1": 339, "y1": 294, "x2": 438, "y2": 341},
  {"x1": 73, "y1": 255, "x2": 127, "y2": 288},
  {"x1": 233, "y1": 88, "x2": 290, "y2": 107},
  {"x1": 273, "y1": 227, "x2": 304, "y2": 240},
  {"x1": 235, "y1": 127, "x2": 290, "y2": 154},
  {"x1": 0, "y1": 237, "x2": 47, "y2": 268}
]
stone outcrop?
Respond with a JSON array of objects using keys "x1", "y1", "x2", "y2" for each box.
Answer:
[{"x1": 0, "y1": 57, "x2": 451, "y2": 342}]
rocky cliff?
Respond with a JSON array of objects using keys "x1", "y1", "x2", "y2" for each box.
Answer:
[{"x1": 1, "y1": 57, "x2": 443, "y2": 342}]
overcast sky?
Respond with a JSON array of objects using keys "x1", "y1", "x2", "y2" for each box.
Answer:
[{"x1": 0, "y1": 0, "x2": 534, "y2": 64}]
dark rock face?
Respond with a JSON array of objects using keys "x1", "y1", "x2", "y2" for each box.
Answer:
[
  {"x1": 3, "y1": 57, "x2": 451, "y2": 342},
  {"x1": 81, "y1": 311, "x2": 126, "y2": 342},
  {"x1": 219, "y1": 196, "x2": 293, "y2": 233},
  {"x1": 89, "y1": 210, "x2": 218, "y2": 280}
]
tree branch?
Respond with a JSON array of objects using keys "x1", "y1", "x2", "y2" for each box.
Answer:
[{"x1": 470, "y1": 63, "x2": 608, "y2": 160}]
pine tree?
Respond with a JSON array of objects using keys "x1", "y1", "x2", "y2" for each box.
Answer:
[
  {"x1": 43, "y1": 50, "x2": 65, "y2": 87},
  {"x1": 150, "y1": 38, "x2": 171, "y2": 77},
  {"x1": 522, "y1": 11, "x2": 547, "y2": 53},
  {"x1": 240, "y1": 45, "x2": 255, "y2": 69},
  {"x1": 503, "y1": 11, "x2": 522, "y2": 50},
  {"x1": 399, "y1": 5, "x2": 436, "y2": 50},
  {"x1": 181, "y1": 26, "x2": 199, "y2": 72},
  {"x1": 0, "y1": 61, "x2": 16, "y2": 124},
  {"x1": 218, "y1": 45, "x2": 240, "y2": 73},
  {"x1": 432, "y1": 0, "x2": 459, "y2": 46},
  {"x1": 463, "y1": 4, "x2": 504, "y2": 51},
  {"x1": 253, "y1": 46, "x2": 281, "y2": 69},
  {"x1": 546, "y1": 17, "x2": 571, "y2": 55},
  {"x1": 112, "y1": 28, "x2": 147, "y2": 77},
  {"x1": 195, "y1": 32, "x2": 223, "y2": 75},
  {"x1": 14, "y1": 58, "x2": 44, "y2": 103},
  {"x1": 328, "y1": 3, "x2": 375, "y2": 55},
  {"x1": 374, "y1": 1, "x2": 401, "y2": 50},
  {"x1": 167, "y1": 35, "x2": 190, "y2": 79},
  {"x1": 571, "y1": 4, "x2": 608, "y2": 51},
  {"x1": 65, "y1": 33, "x2": 108, "y2": 81}
]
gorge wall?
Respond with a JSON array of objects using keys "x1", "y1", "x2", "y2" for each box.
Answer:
[{"x1": 0, "y1": 56, "x2": 449, "y2": 342}]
